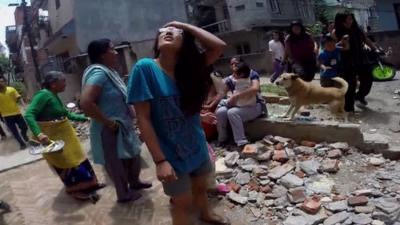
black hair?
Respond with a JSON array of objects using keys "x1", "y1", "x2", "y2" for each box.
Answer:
[
  {"x1": 87, "y1": 39, "x2": 112, "y2": 64},
  {"x1": 321, "y1": 35, "x2": 335, "y2": 46},
  {"x1": 287, "y1": 20, "x2": 310, "y2": 43},
  {"x1": 236, "y1": 62, "x2": 251, "y2": 79},
  {"x1": 153, "y1": 30, "x2": 211, "y2": 115},
  {"x1": 230, "y1": 56, "x2": 245, "y2": 63},
  {"x1": 42, "y1": 71, "x2": 64, "y2": 89},
  {"x1": 334, "y1": 12, "x2": 365, "y2": 42},
  {"x1": 272, "y1": 30, "x2": 285, "y2": 46}
]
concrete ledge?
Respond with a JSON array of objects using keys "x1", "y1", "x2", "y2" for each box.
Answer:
[
  {"x1": 245, "y1": 118, "x2": 400, "y2": 159},
  {"x1": 245, "y1": 118, "x2": 365, "y2": 147},
  {"x1": 0, "y1": 151, "x2": 43, "y2": 173}
]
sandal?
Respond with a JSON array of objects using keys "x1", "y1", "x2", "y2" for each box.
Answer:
[{"x1": 200, "y1": 213, "x2": 230, "y2": 225}]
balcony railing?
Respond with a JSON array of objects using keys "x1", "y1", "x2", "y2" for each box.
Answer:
[{"x1": 201, "y1": 19, "x2": 231, "y2": 34}]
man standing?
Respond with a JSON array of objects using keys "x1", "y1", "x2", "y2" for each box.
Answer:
[{"x1": 0, "y1": 75, "x2": 29, "y2": 149}]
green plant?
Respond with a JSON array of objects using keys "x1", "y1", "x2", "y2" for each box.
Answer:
[
  {"x1": 261, "y1": 84, "x2": 288, "y2": 96},
  {"x1": 10, "y1": 81, "x2": 27, "y2": 98}
]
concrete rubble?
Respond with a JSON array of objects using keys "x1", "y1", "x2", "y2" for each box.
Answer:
[{"x1": 213, "y1": 135, "x2": 400, "y2": 224}]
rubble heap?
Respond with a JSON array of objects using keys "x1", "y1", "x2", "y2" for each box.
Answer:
[{"x1": 214, "y1": 135, "x2": 400, "y2": 225}]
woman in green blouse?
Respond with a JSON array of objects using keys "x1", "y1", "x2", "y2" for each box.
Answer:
[{"x1": 25, "y1": 71, "x2": 105, "y2": 202}]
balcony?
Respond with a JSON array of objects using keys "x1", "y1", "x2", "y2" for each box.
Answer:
[
  {"x1": 5, "y1": 26, "x2": 18, "y2": 53},
  {"x1": 201, "y1": 19, "x2": 231, "y2": 34}
]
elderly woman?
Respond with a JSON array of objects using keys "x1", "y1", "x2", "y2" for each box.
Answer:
[
  {"x1": 215, "y1": 57, "x2": 265, "y2": 148},
  {"x1": 80, "y1": 39, "x2": 151, "y2": 203},
  {"x1": 24, "y1": 71, "x2": 104, "y2": 202}
]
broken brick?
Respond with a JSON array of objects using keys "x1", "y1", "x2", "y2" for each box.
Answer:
[
  {"x1": 227, "y1": 181, "x2": 241, "y2": 193},
  {"x1": 321, "y1": 159, "x2": 340, "y2": 173},
  {"x1": 248, "y1": 179, "x2": 260, "y2": 192},
  {"x1": 288, "y1": 187, "x2": 306, "y2": 204},
  {"x1": 301, "y1": 140, "x2": 316, "y2": 147},
  {"x1": 274, "y1": 143, "x2": 284, "y2": 150},
  {"x1": 332, "y1": 194, "x2": 348, "y2": 201},
  {"x1": 327, "y1": 149, "x2": 343, "y2": 159},
  {"x1": 348, "y1": 196, "x2": 369, "y2": 206},
  {"x1": 260, "y1": 185, "x2": 272, "y2": 193},
  {"x1": 242, "y1": 144, "x2": 258, "y2": 158},
  {"x1": 273, "y1": 150, "x2": 288, "y2": 163},
  {"x1": 294, "y1": 170, "x2": 306, "y2": 178},
  {"x1": 302, "y1": 196, "x2": 321, "y2": 214}
]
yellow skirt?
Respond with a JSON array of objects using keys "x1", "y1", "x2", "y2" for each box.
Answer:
[{"x1": 39, "y1": 119, "x2": 85, "y2": 169}]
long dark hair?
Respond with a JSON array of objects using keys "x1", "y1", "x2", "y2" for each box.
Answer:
[
  {"x1": 287, "y1": 21, "x2": 308, "y2": 42},
  {"x1": 153, "y1": 31, "x2": 211, "y2": 115},
  {"x1": 334, "y1": 12, "x2": 365, "y2": 42},
  {"x1": 87, "y1": 39, "x2": 111, "y2": 64}
]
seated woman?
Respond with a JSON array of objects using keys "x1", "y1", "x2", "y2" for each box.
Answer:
[
  {"x1": 201, "y1": 71, "x2": 223, "y2": 141},
  {"x1": 24, "y1": 71, "x2": 105, "y2": 202},
  {"x1": 216, "y1": 57, "x2": 265, "y2": 148}
]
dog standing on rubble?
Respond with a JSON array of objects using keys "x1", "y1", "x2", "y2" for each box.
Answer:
[{"x1": 275, "y1": 73, "x2": 348, "y2": 121}]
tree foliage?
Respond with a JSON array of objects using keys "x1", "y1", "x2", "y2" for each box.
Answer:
[{"x1": 0, "y1": 54, "x2": 12, "y2": 75}]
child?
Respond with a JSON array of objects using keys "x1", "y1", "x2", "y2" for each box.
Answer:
[
  {"x1": 219, "y1": 62, "x2": 257, "y2": 108},
  {"x1": 269, "y1": 30, "x2": 285, "y2": 83},
  {"x1": 318, "y1": 35, "x2": 349, "y2": 87}
]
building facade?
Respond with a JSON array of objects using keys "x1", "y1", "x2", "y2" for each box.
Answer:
[
  {"x1": 187, "y1": 0, "x2": 315, "y2": 73},
  {"x1": 375, "y1": 0, "x2": 400, "y2": 31}
]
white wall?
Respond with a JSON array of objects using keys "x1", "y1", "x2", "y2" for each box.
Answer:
[
  {"x1": 74, "y1": 0, "x2": 188, "y2": 52},
  {"x1": 47, "y1": 0, "x2": 74, "y2": 33},
  {"x1": 376, "y1": 0, "x2": 400, "y2": 31}
]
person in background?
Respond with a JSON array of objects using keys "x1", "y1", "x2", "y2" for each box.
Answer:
[
  {"x1": 0, "y1": 200, "x2": 11, "y2": 212},
  {"x1": 284, "y1": 20, "x2": 317, "y2": 82},
  {"x1": 318, "y1": 35, "x2": 349, "y2": 87},
  {"x1": 0, "y1": 75, "x2": 28, "y2": 149},
  {"x1": 80, "y1": 39, "x2": 151, "y2": 203},
  {"x1": 127, "y1": 21, "x2": 228, "y2": 225},
  {"x1": 268, "y1": 30, "x2": 285, "y2": 83},
  {"x1": 218, "y1": 62, "x2": 256, "y2": 108},
  {"x1": 215, "y1": 57, "x2": 264, "y2": 148},
  {"x1": 0, "y1": 115, "x2": 6, "y2": 140},
  {"x1": 201, "y1": 70, "x2": 221, "y2": 141},
  {"x1": 333, "y1": 12, "x2": 378, "y2": 112},
  {"x1": 24, "y1": 71, "x2": 105, "y2": 202}
]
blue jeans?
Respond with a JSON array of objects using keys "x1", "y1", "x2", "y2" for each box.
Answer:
[{"x1": 270, "y1": 59, "x2": 284, "y2": 82}]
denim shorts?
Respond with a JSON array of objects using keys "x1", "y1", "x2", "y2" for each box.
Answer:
[{"x1": 162, "y1": 159, "x2": 213, "y2": 197}]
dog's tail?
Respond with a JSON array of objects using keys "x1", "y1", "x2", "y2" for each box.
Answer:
[{"x1": 331, "y1": 77, "x2": 348, "y2": 95}]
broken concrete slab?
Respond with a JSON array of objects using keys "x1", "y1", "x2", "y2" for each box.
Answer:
[{"x1": 245, "y1": 119, "x2": 364, "y2": 148}]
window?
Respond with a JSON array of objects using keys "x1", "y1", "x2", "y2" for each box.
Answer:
[
  {"x1": 256, "y1": 2, "x2": 264, "y2": 7},
  {"x1": 55, "y1": 0, "x2": 60, "y2": 10},
  {"x1": 235, "y1": 43, "x2": 251, "y2": 55},
  {"x1": 235, "y1": 4, "x2": 245, "y2": 11},
  {"x1": 223, "y1": 5, "x2": 230, "y2": 19},
  {"x1": 269, "y1": 0, "x2": 280, "y2": 14}
]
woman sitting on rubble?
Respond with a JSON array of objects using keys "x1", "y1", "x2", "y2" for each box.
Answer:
[
  {"x1": 215, "y1": 57, "x2": 266, "y2": 149},
  {"x1": 24, "y1": 71, "x2": 105, "y2": 202}
]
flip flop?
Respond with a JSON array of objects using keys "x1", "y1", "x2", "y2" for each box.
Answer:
[{"x1": 200, "y1": 214, "x2": 230, "y2": 225}]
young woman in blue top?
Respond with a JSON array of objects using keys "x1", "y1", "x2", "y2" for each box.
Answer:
[{"x1": 127, "y1": 21, "x2": 227, "y2": 225}]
